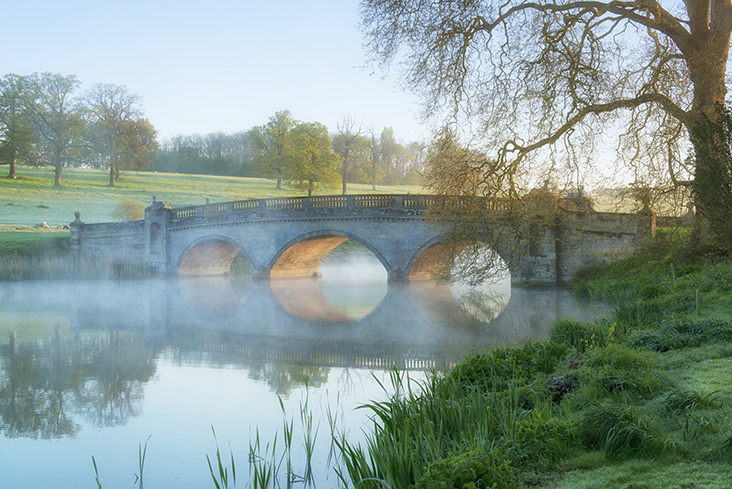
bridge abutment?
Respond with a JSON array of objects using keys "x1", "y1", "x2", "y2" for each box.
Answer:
[{"x1": 143, "y1": 198, "x2": 171, "y2": 275}]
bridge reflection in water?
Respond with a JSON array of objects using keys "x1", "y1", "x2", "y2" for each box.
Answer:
[
  {"x1": 63, "y1": 276, "x2": 604, "y2": 371},
  {"x1": 0, "y1": 278, "x2": 605, "y2": 440}
]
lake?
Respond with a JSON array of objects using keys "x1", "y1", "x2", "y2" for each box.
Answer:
[{"x1": 0, "y1": 264, "x2": 606, "y2": 488}]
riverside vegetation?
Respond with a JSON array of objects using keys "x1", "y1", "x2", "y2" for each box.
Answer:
[{"x1": 332, "y1": 229, "x2": 732, "y2": 489}]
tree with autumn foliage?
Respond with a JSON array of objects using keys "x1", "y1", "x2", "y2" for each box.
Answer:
[{"x1": 83, "y1": 84, "x2": 158, "y2": 187}]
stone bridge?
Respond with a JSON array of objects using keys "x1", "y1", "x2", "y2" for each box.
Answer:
[{"x1": 69, "y1": 194, "x2": 655, "y2": 285}]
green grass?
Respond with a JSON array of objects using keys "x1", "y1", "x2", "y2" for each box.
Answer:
[
  {"x1": 0, "y1": 166, "x2": 425, "y2": 227},
  {"x1": 0, "y1": 230, "x2": 69, "y2": 255}
]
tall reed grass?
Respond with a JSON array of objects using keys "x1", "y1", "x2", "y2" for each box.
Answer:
[{"x1": 0, "y1": 253, "x2": 154, "y2": 280}]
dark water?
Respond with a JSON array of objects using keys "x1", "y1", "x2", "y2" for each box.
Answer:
[{"x1": 0, "y1": 268, "x2": 606, "y2": 488}]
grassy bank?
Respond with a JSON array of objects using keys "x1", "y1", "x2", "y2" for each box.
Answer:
[{"x1": 335, "y1": 231, "x2": 732, "y2": 489}]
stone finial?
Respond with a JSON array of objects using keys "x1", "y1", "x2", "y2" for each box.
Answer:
[{"x1": 71, "y1": 211, "x2": 83, "y2": 225}]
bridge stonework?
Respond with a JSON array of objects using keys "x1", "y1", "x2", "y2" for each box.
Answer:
[{"x1": 69, "y1": 194, "x2": 655, "y2": 285}]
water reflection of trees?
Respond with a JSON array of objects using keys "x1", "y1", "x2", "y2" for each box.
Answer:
[
  {"x1": 0, "y1": 330, "x2": 156, "y2": 439},
  {"x1": 246, "y1": 362, "x2": 330, "y2": 396}
]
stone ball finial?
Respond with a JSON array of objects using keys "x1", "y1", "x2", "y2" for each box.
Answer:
[{"x1": 71, "y1": 211, "x2": 84, "y2": 226}]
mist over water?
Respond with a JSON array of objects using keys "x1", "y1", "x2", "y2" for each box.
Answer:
[{"x1": 0, "y1": 256, "x2": 607, "y2": 488}]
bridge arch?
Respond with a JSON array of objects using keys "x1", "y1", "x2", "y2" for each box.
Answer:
[
  {"x1": 176, "y1": 235, "x2": 254, "y2": 276},
  {"x1": 406, "y1": 236, "x2": 509, "y2": 282},
  {"x1": 268, "y1": 230, "x2": 392, "y2": 280}
]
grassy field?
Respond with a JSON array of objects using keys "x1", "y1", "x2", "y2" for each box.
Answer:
[{"x1": 0, "y1": 166, "x2": 425, "y2": 227}]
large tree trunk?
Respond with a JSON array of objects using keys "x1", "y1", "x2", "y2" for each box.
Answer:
[
  {"x1": 682, "y1": 2, "x2": 732, "y2": 248},
  {"x1": 7, "y1": 146, "x2": 17, "y2": 179},
  {"x1": 53, "y1": 164, "x2": 62, "y2": 187},
  {"x1": 109, "y1": 156, "x2": 117, "y2": 187}
]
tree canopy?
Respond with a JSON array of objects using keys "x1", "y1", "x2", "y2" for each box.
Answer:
[
  {"x1": 26, "y1": 72, "x2": 84, "y2": 187},
  {"x1": 83, "y1": 84, "x2": 158, "y2": 187},
  {"x1": 360, "y1": 1, "x2": 732, "y2": 201},
  {"x1": 285, "y1": 122, "x2": 341, "y2": 196},
  {"x1": 0, "y1": 72, "x2": 161, "y2": 187},
  {"x1": 248, "y1": 109, "x2": 297, "y2": 189},
  {"x1": 0, "y1": 74, "x2": 36, "y2": 179}
]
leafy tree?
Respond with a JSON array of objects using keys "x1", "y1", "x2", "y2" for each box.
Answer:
[
  {"x1": 333, "y1": 113, "x2": 370, "y2": 194},
  {"x1": 285, "y1": 122, "x2": 341, "y2": 196},
  {"x1": 112, "y1": 197, "x2": 146, "y2": 221},
  {"x1": 360, "y1": 1, "x2": 732, "y2": 205},
  {"x1": 25, "y1": 72, "x2": 83, "y2": 187},
  {"x1": 249, "y1": 109, "x2": 297, "y2": 189},
  {"x1": 0, "y1": 74, "x2": 37, "y2": 179},
  {"x1": 83, "y1": 84, "x2": 158, "y2": 187}
]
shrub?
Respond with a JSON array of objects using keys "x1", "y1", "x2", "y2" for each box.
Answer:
[
  {"x1": 449, "y1": 341, "x2": 567, "y2": 392},
  {"x1": 112, "y1": 198, "x2": 145, "y2": 221},
  {"x1": 415, "y1": 447, "x2": 517, "y2": 489}
]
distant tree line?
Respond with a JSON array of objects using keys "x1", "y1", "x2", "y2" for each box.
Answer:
[
  {"x1": 2, "y1": 72, "x2": 425, "y2": 191},
  {"x1": 152, "y1": 110, "x2": 425, "y2": 191}
]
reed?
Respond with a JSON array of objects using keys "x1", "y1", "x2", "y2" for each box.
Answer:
[
  {"x1": 91, "y1": 456, "x2": 102, "y2": 489},
  {"x1": 137, "y1": 436, "x2": 151, "y2": 489},
  {"x1": 207, "y1": 427, "x2": 237, "y2": 489}
]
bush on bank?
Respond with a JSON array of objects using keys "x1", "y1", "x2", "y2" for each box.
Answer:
[{"x1": 338, "y1": 229, "x2": 732, "y2": 489}]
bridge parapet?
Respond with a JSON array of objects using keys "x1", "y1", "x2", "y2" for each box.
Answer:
[
  {"x1": 169, "y1": 194, "x2": 438, "y2": 222},
  {"x1": 168, "y1": 194, "x2": 516, "y2": 223}
]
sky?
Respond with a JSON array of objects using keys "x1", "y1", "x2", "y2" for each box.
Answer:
[{"x1": 4, "y1": 0, "x2": 430, "y2": 143}]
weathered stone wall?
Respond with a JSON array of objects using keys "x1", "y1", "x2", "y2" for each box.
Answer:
[
  {"x1": 555, "y1": 210, "x2": 655, "y2": 283},
  {"x1": 71, "y1": 219, "x2": 146, "y2": 265}
]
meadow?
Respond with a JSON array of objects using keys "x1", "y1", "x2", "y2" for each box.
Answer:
[{"x1": 0, "y1": 166, "x2": 425, "y2": 228}]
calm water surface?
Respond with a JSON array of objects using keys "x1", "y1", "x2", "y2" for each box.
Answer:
[{"x1": 0, "y1": 265, "x2": 606, "y2": 488}]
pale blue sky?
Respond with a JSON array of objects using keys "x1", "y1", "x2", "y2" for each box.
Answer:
[{"x1": 4, "y1": 0, "x2": 429, "y2": 142}]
